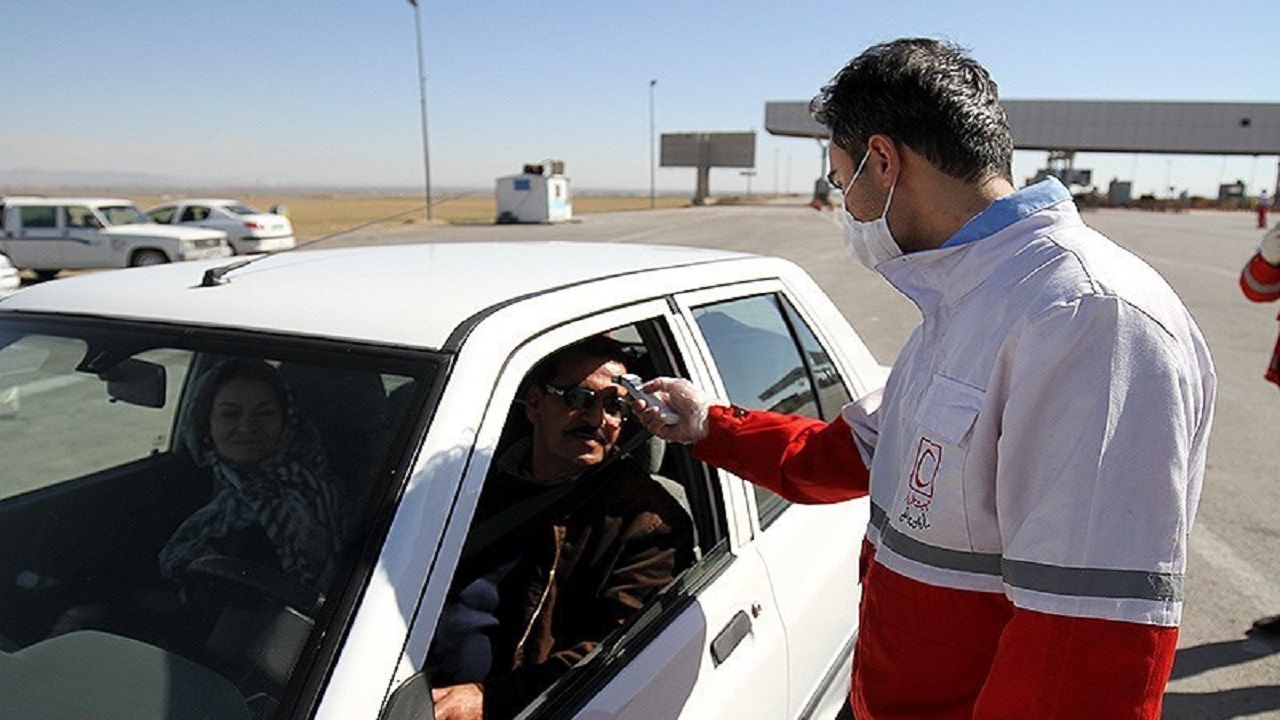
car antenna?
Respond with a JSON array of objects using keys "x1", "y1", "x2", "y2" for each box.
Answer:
[{"x1": 197, "y1": 195, "x2": 464, "y2": 287}]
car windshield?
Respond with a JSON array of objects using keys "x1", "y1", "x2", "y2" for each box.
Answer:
[
  {"x1": 0, "y1": 314, "x2": 438, "y2": 720},
  {"x1": 98, "y1": 204, "x2": 149, "y2": 226},
  {"x1": 224, "y1": 204, "x2": 260, "y2": 215}
]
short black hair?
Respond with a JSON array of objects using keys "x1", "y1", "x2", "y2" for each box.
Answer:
[
  {"x1": 527, "y1": 335, "x2": 630, "y2": 391},
  {"x1": 810, "y1": 37, "x2": 1013, "y2": 184}
]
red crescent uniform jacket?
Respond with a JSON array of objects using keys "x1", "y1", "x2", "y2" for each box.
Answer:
[{"x1": 696, "y1": 408, "x2": 1181, "y2": 719}]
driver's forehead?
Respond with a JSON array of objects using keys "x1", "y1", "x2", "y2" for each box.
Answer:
[{"x1": 552, "y1": 356, "x2": 627, "y2": 388}]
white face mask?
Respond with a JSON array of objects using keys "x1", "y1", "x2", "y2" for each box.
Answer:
[{"x1": 841, "y1": 150, "x2": 901, "y2": 270}]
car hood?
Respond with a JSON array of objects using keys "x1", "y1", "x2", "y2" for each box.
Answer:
[{"x1": 104, "y1": 223, "x2": 227, "y2": 242}]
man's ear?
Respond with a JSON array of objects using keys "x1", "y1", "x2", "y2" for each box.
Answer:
[
  {"x1": 524, "y1": 386, "x2": 543, "y2": 424},
  {"x1": 865, "y1": 134, "x2": 900, "y2": 188}
]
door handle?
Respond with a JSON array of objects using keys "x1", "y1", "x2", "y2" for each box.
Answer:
[{"x1": 711, "y1": 609, "x2": 753, "y2": 666}]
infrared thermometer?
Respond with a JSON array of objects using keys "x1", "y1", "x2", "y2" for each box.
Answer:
[{"x1": 613, "y1": 374, "x2": 680, "y2": 425}]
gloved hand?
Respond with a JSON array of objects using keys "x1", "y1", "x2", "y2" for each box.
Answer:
[
  {"x1": 1261, "y1": 223, "x2": 1280, "y2": 265},
  {"x1": 634, "y1": 377, "x2": 714, "y2": 445}
]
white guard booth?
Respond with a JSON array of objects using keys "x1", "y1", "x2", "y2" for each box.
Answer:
[{"x1": 495, "y1": 162, "x2": 573, "y2": 224}]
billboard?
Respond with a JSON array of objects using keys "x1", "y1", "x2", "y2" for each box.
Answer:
[{"x1": 661, "y1": 132, "x2": 756, "y2": 168}]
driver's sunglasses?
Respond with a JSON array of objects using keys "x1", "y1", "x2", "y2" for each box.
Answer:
[{"x1": 541, "y1": 383, "x2": 632, "y2": 418}]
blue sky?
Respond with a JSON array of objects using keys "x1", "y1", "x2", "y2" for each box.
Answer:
[{"x1": 4, "y1": 1, "x2": 1278, "y2": 197}]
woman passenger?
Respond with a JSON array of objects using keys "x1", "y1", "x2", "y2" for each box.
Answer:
[{"x1": 159, "y1": 358, "x2": 348, "y2": 591}]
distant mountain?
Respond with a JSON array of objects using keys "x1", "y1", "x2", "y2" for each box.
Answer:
[{"x1": 0, "y1": 166, "x2": 192, "y2": 190}]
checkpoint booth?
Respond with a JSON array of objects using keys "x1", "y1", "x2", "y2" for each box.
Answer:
[{"x1": 495, "y1": 161, "x2": 573, "y2": 224}]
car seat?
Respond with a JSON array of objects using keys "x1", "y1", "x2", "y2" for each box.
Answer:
[{"x1": 277, "y1": 363, "x2": 389, "y2": 511}]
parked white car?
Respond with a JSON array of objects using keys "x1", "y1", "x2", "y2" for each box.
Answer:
[
  {"x1": 0, "y1": 242, "x2": 882, "y2": 720},
  {"x1": 0, "y1": 196, "x2": 231, "y2": 279},
  {"x1": 145, "y1": 199, "x2": 296, "y2": 255}
]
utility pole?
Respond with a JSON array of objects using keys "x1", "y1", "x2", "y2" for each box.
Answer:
[
  {"x1": 649, "y1": 79, "x2": 657, "y2": 209},
  {"x1": 409, "y1": 0, "x2": 433, "y2": 220}
]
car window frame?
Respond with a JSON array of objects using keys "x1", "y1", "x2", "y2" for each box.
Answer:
[
  {"x1": 17, "y1": 205, "x2": 58, "y2": 230},
  {"x1": 384, "y1": 297, "x2": 753, "y2": 720},
  {"x1": 518, "y1": 280, "x2": 854, "y2": 720},
  {"x1": 671, "y1": 279, "x2": 805, "y2": 536}
]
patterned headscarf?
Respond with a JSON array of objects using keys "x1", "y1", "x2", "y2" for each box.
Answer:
[{"x1": 159, "y1": 359, "x2": 349, "y2": 591}]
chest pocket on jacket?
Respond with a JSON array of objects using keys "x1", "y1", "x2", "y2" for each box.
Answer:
[
  {"x1": 895, "y1": 375, "x2": 985, "y2": 534},
  {"x1": 914, "y1": 374, "x2": 983, "y2": 446}
]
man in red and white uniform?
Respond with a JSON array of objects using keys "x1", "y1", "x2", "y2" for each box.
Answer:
[
  {"x1": 1240, "y1": 224, "x2": 1280, "y2": 636},
  {"x1": 637, "y1": 38, "x2": 1216, "y2": 719}
]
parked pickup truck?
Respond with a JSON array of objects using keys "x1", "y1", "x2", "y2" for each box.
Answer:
[{"x1": 0, "y1": 196, "x2": 232, "y2": 279}]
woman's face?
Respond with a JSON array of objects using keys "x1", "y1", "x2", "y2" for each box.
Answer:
[{"x1": 209, "y1": 377, "x2": 285, "y2": 465}]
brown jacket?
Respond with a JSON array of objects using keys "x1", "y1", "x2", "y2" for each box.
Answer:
[{"x1": 460, "y1": 445, "x2": 695, "y2": 718}]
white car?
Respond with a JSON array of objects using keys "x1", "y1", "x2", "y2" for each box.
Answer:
[
  {"x1": 0, "y1": 243, "x2": 881, "y2": 720},
  {"x1": 146, "y1": 199, "x2": 296, "y2": 255},
  {"x1": 0, "y1": 196, "x2": 232, "y2": 279}
]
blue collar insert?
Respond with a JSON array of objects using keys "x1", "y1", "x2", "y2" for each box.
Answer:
[{"x1": 942, "y1": 177, "x2": 1071, "y2": 248}]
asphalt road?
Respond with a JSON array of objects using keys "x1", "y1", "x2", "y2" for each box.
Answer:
[{"x1": 326, "y1": 199, "x2": 1280, "y2": 718}]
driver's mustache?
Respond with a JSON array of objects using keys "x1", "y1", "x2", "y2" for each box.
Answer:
[{"x1": 566, "y1": 424, "x2": 610, "y2": 443}]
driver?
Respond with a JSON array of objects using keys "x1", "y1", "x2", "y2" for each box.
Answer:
[{"x1": 427, "y1": 336, "x2": 695, "y2": 720}]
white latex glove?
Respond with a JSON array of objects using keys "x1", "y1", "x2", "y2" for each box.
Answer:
[
  {"x1": 1262, "y1": 223, "x2": 1280, "y2": 265},
  {"x1": 634, "y1": 377, "x2": 714, "y2": 445}
]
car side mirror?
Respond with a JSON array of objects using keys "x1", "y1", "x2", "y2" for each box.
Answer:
[
  {"x1": 100, "y1": 358, "x2": 166, "y2": 409},
  {"x1": 380, "y1": 672, "x2": 434, "y2": 720}
]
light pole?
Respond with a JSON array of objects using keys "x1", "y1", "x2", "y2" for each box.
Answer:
[
  {"x1": 409, "y1": 0, "x2": 433, "y2": 221},
  {"x1": 649, "y1": 79, "x2": 657, "y2": 209}
]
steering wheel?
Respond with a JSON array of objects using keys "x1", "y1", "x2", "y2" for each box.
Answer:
[{"x1": 182, "y1": 554, "x2": 323, "y2": 616}]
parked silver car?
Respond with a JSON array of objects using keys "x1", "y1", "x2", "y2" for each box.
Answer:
[{"x1": 146, "y1": 199, "x2": 296, "y2": 255}]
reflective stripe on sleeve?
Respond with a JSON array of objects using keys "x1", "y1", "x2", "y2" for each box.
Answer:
[{"x1": 1003, "y1": 558, "x2": 1182, "y2": 602}]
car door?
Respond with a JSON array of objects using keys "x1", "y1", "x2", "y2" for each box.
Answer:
[
  {"x1": 4, "y1": 205, "x2": 65, "y2": 269},
  {"x1": 370, "y1": 299, "x2": 790, "y2": 720},
  {"x1": 59, "y1": 204, "x2": 114, "y2": 269},
  {"x1": 674, "y1": 279, "x2": 873, "y2": 719}
]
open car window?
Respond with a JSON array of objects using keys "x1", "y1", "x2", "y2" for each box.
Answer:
[
  {"x1": 420, "y1": 318, "x2": 726, "y2": 720},
  {"x1": 0, "y1": 315, "x2": 438, "y2": 720}
]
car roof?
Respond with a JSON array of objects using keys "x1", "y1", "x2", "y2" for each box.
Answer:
[
  {"x1": 0, "y1": 242, "x2": 759, "y2": 351},
  {"x1": 162, "y1": 199, "x2": 246, "y2": 206}
]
